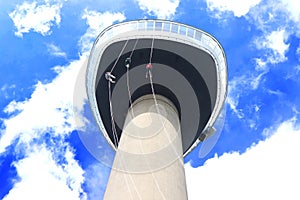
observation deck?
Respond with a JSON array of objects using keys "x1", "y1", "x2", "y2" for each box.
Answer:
[{"x1": 86, "y1": 19, "x2": 227, "y2": 156}]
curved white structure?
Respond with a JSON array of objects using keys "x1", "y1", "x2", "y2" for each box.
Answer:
[{"x1": 87, "y1": 19, "x2": 227, "y2": 156}]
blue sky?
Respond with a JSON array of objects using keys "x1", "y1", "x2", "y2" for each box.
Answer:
[{"x1": 0, "y1": 0, "x2": 300, "y2": 199}]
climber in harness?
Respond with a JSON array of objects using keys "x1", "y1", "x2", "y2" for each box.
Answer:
[
  {"x1": 125, "y1": 57, "x2": 131, "y2": 68},
  {"x1": 105, "y1": 72, "x2": 116, "y2": 83},
  {"x1": 145, "y1": 63, "x2": 153, "y2": 78}
]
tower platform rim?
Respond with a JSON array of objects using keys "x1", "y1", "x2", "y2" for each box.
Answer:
[{"x1": 86, "y1": 19, "x2": 228, "y2": 157}]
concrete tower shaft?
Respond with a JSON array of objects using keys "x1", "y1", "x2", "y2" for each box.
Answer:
[{"x1": 104, "y1": 95, "x2": 187, "y2": 200}]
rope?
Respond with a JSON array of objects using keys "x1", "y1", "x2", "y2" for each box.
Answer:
[
  {"x1": 108, "y1": 81, "x2": 119, "y2": 146},
  {"x1": 149, "y1": 38, "x2": 154, "y2": 63},
  {"x1": 126, "y1": 39, "x2": 139, "y2": 118},
  {"x1": 148, "y1": 70, "x2": 181, "y2": 161},
  {"x1": 143, "y1": 38, "x2": 168, "y2": 200},
  {"x1": 130, "y1": 39, "x2": 139, "y2": 59},
  {"x1": 107, "y1": 40, "x2": 129, "y2": 146},
  {"x1": 107, "y1": 39, "x2": 142, "y2": 200},
  {"x1": 117, "y1": 134, "x2": 139, "y2": 200},
  {"x1": 123, "y1": 38, "x2": 167, "y2": 199},
  {"x1": 110, "y1": 40, "x2": 129, "y2": 73},
  {"x1": 108, "y1": 38, "x2": 181, "y2": 199}
]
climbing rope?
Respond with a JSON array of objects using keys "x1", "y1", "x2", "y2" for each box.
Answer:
[
  {"x1": 146, "y1": 37, "x2": 182, "y2": 171},
  {"x1": 143, "y1": 38, "x2": 168, "y2": 200},
  {"x1": 126, "y1": 39, "x2": 139, "y2": 118},
  {"x1": 106, "y1": 39, "x2": 142, "y2": 200},
  {"x1": 123, "y1": 38, "x2": 167, "y2": 199},
  {"x1": 107, "y1": 38, "x2": 182, "y2": 199},
  {"x1": 106, "y1": 39, "x2": 130, "y2": 147},
  {"x1": 108, "y1": 81, "x2": 118, "y2": 146},
  {"x1": 110, "y1": 40, "x2": 129, "y2": 73}
]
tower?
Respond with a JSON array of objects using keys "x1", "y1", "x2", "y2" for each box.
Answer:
[{"x1": 86, "y1": 20, "x2": 227, "y2": 199}]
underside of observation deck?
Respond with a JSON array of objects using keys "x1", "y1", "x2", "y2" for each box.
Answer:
[{"x1": 95, "y1": 38, "x2": 218, "y2": 154}]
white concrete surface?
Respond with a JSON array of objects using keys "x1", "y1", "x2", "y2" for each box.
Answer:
[{"x1": 104, "y1": 95, "x2": 188, "y2": 200}]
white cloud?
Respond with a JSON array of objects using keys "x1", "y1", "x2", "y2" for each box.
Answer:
[
  {"x1": 1, "y1": 84, "x2": 16, "y2": 92},
  {"x1": 227, "y1": 76, "x2": 245, "y2": 119},
  {"x1": 205, "y1": 0, "x2": 298, "y2": 65},
  {"x1": 0, "y1": 54, "x2": 89, "y2": 199},
  {"x1": 79, "y1": 10, "x2": 126, "y2": 53},
  {"x1": 246, "y1": 0, "x2": 300, "y2": 60},
  {"x1": 0, "y1": 8, "x2": 130, "y2": 199},
  {"x1": 261, "y1": 126, "x2": 275, "y2": 138},
  {"x1": 47, "y1": 43, "x2": 67, "y2": 58},
  {"x1": 186, "y1": 118, "x2": 300, "y2": 200},
  {"x1": 84, "y1": 163, "x2": 110, "y2": 200},
  {"x1": 0, "y1": 84, "x2": 16, "y2": 99},
  {"x1": 135, "y1": 0, "x2": 179, "y2": 19},
  {"x1": 296, "y1": 44, "x2": 300, "y2": 59},
  {"x1": 9, "y1": 1, "x2": 62, "y2": 37},
  {"x1": 267, "y1": 89, "x2": 284, "y2": 96},
  {"x1": 250, "y1": 71, "x2": 266, "y2": 89},
  {"x1": 255, "y1": 29, "x2": 290, "y2": 64},
  {"x1": 205, "y1": 0, "x2": 261, "y2": 17},
  {"x1": 254, "y1": 58, "x2": 267, "y2": 71},
  {"x1": 0, "y1": 10, "x2": 125, "y2": 197},
  {"x1": 280, "y1": 0, "x2": 300, "y2": 24},
  {"x1": 206, "y1": 0, "x2": 298, "y2": 27},
  {"x1": 227, "y1": 72, "x2": 265, "y2": 119},
  {"x1": 204, "y1": 0, "x2": 299, "y2": 72},
  {"x1": 3, "y1": 144, "x2": 86, "y2": 200},
  {"x1": 296, "y1": 65, "x2": 300, "y2": 73},
  {"x1": 246, "y1": 1, "x2": 289, "y2": 32},
  {"x1": 0, "y1": 55, "x2": 87, "y2": 154},
  {"x1": 285, "y1": 65, "x2": 300, "y2": 82}
]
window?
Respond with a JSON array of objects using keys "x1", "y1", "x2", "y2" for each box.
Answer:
[
  {"x1": 187, "y1": 28, "x2": 194, "y2": 38},
  {"x1": 171, "y1": 24, "x2": 179, "y2": 33},
  {"x1": 195, "y1": 30, "x2": 202, "y2": 41},
  {"x1": 163, "y1": 22, "x2": 171, "y2": 32},
  {"x1": 138, "y1": 21, "x2": 145, "y2": 30},
  {"x1": 179, "y1": 26, "x2": 187, "y2": 35},
  {"x1": 147, "y1": 21, "x2": 154, "y2": 30},
  {"x1": 155, "y1": 22, "x2": 163, "y2": 31}
]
